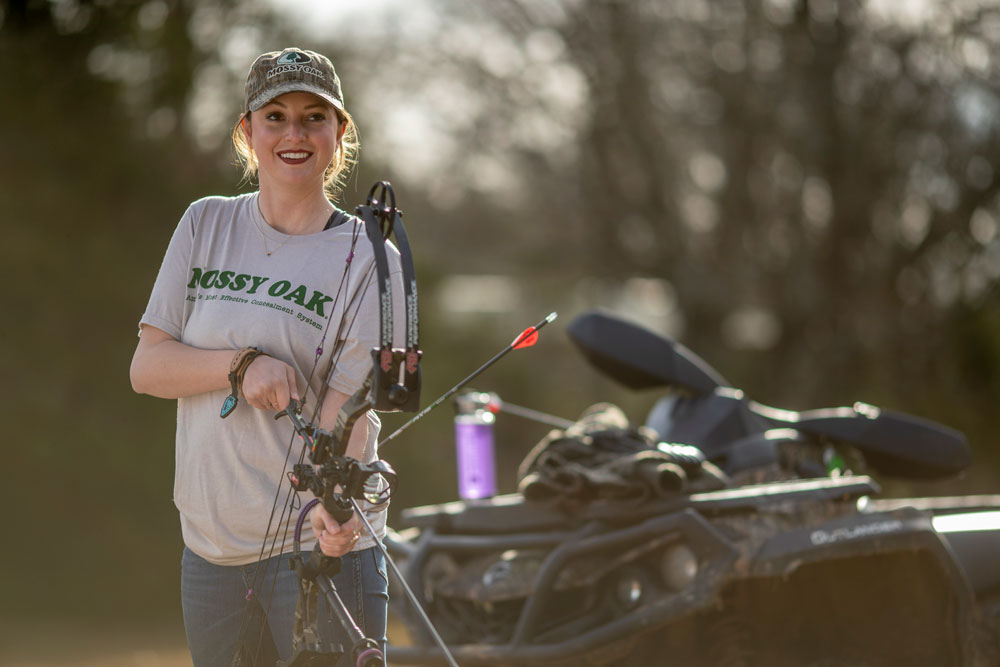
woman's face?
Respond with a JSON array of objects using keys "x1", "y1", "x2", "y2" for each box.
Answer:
[{"x1": 244, "y1": 91, "x2": 346, "y2": 193}]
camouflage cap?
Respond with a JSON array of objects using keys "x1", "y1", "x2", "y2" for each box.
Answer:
[{"x1": 244, "y1": 48, "x2": 345, "y2": 114}]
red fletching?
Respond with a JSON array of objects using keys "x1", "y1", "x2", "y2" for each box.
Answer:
[{"x1": 511, "y1": 327, "x2": 539, "y2": 349}]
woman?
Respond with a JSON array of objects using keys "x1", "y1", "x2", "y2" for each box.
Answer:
[{"x1": 130, "y1": 47, "x2": 398, "y2": 666}]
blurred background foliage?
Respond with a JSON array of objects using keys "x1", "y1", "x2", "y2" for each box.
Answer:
[{"x1": 2, "y1": 0, "x2": 999, "y2": 651}]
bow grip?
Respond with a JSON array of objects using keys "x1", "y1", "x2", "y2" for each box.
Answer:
[{"x1": 324, "y1": 493, "x2": 354, "y2": 524}]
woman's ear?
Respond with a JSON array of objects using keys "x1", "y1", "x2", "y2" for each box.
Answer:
[{"x1": 241, "y1": 114, "x2": 252, "y2": 140}]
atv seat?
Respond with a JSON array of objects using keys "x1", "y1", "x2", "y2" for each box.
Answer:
[{"x1": 568, "y1": 311, "x2": 971, "y2": 481}]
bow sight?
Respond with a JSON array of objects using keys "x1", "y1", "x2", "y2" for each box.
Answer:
[{"x1": 283, "y1": 397, "x2": 398, "y2": 523}]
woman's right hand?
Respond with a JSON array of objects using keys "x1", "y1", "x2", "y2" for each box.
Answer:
[
  {"x1": 311, "y1": 503, "x2": 363, "y2": 557},
  {"x1": 241, "y1": 355, "x2": 300, "y2": 411}
]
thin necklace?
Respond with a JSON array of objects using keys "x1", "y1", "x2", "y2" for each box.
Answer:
[
  {"x1": 254, "y1": 201, "x2": 338, "y2": 255},
  {"x1": 253, "y1": 208, "x2": 292, "y2": 256}
]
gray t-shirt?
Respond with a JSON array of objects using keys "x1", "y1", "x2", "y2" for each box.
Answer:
[{"x1": 140, "y1": 192, "x2": 403, "y2": 565}]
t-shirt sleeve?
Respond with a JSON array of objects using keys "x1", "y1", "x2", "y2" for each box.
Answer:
[{"x1": 138, "y1": 205, "x2": 197, "y2": 339}]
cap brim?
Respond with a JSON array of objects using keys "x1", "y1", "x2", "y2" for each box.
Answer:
[{"x1": 247, "y1": 82, "x2": 345, "y2": 113}]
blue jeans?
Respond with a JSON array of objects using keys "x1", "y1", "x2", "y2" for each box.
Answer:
[{"x1": 181, "y1": 546, "x2": 388, "y2": 667}]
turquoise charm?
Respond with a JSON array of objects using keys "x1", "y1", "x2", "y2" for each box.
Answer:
[{"x1": 220, "y1": 394, "x2": 238, "y2": 418}]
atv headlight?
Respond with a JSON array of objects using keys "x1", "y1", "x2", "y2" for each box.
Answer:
[
  {"x1": 661, "y1": 543, "x2": 698, "y2": 591},
  {"x1": 614, "y1": 569, "x2": 645, "y2": 610},
  {"x1": 422, "y1": 552, "x2": 459, "y2": 602}
]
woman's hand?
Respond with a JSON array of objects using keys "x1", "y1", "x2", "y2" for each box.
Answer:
[
  {"x1": 241, "y1": 355, "x2": 300, "y2": 411},
  {"x1": 310, "y1": 503, "x2": 363, "y2": 557}
]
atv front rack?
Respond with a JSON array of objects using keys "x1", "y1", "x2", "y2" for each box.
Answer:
[{"x1": 400, "y1": 475, "x2": 880, "y2": 534}]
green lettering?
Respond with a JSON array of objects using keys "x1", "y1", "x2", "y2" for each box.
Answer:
[
  {"x1": 188, "y1": 267, "x2": 203, "y2": 289},
  {"x1": 215, "y1": 270, "x2": 235, "y2": 289},
  {"x1": 283, "y1": 284, "x2": 309, "y2": 307},
  {"x1": 231, "y1": 274, "x2": 250, "y2": 291},
  {"x1": 268, "y1": 280, "x2": 291, "y2": 297},
  {"x1": 247, "y1": 276, "x2": 269, "y2": 294},
  {"x1": 304, "y1": 290, "x2": 334, "y2": 317},
  {"x1": 199, "y1": 270, "x2": 219, "y2": 289}
]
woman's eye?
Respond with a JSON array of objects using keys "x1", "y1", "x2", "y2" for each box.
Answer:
[
  {"x1": 308, "y1": 113, "x2": 326, "y2": 122},
  {"x1": 265, "y1": 112, "x2": 283, "y2": 121}
]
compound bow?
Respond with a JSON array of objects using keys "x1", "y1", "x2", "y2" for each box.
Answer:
[
  {"x1": 232, "y1": 181, "x2": 423, "y2": 667},
  {"x1": 233, "y1": 181, "x2": 552, "y2": 667}
]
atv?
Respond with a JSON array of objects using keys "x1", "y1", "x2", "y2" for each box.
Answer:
[{"x1": 386, "y1": 311, "x2": 1000, "y2": 666}]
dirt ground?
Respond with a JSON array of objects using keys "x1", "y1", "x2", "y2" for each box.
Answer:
[
  {"x1": 5, "y1": 648, "x2": 192, "y2": 667},
  {"x1": 0, "y1": 622, "x2": 415, "y2": 667},
  {"x1": 0, "y1": 628, "x2": 191, "y2": 667}
]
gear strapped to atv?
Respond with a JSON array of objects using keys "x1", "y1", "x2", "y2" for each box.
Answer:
[{"x1": 517, "y1": 403, "x2": 728, "y2": 508}]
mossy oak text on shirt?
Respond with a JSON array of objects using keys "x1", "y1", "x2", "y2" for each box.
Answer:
[{"x1": 187, "y1": 267, "x2": 335, "y2": 328}]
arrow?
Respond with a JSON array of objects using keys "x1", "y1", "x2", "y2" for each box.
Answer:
[{"x1": 379, "y1": 312, "x2": 557, "y2": 447}]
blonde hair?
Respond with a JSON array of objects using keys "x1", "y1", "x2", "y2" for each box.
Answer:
[{"x1": 231, "y1": 107, "x2": 360, "y2": 201}]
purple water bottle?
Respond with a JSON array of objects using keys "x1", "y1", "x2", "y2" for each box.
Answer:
[{"x1": 454, "y1": 392, "x2": 498, "y2": 500}]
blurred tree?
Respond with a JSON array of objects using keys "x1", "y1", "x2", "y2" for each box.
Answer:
[
  {"x1": 4, "y1": 0, "x2": 1000, "y2": 650},
  {"x1": 0, "y1": 0, "x2": 543, "y2": 634},
  {"x1": 365, "y1": 0, "x2": 1000, "y2": 489},
  {"x1": 0, "y1": 0, "x2": 291, "y2": 627}
]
